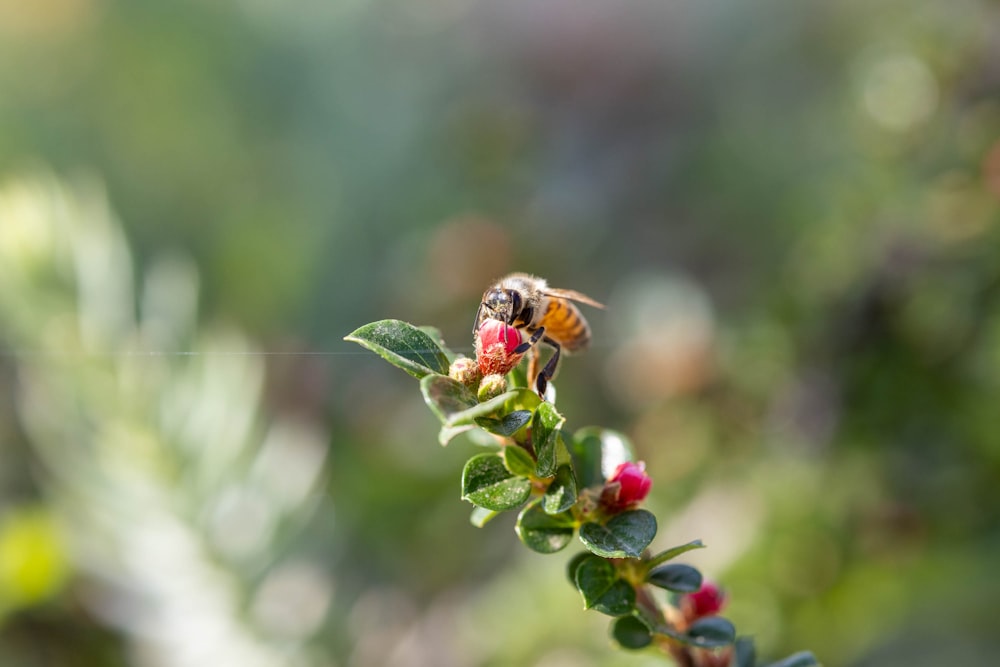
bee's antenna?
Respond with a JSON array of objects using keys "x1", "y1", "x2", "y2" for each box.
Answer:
[{"x1": 472, "y1": 302, "x2": 485, "y2": 335}]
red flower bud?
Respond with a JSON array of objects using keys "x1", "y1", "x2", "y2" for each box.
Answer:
[
  {"x1": 681, "y1": 582, "x2": 727, "y2": 621},
  {"x1": 601, "y1": 461, "x2": 652, "y2": 511},
  {"x1": 476, "y1": 320, "x2": 524, "y2": 376}
]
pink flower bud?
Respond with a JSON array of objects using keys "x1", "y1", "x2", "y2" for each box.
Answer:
[
  {"x1": 601, "y1": 461, "x2": 652, "y2": 511},
  {"x1": 681, "y1": 582, "x2": 726, "y2": 620},
  {"x1": 476, "y1": 320, "x2": 524, "y2": 377}
]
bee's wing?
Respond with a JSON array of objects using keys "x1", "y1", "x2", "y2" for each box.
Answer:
[{"x1": 543, "y1": 288, "x2": 605, "y2": 309}]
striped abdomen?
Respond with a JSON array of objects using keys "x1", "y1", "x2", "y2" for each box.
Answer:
[{"x1": 540, "y1": 298, "x2": 591, "y2": 352}]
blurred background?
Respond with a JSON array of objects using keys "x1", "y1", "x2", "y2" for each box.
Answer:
[{"x1": 1, "y1": 0, "x2": 999, "y2": 665}]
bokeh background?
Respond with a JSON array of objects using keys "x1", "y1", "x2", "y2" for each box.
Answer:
[{"x1": 2, "y1": 0, "x2": 999, "y2": 666}]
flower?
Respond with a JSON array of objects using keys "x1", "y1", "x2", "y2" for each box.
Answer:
[
  {"x1": 476, "y1": 319, "x2": 524, "y2": 377},
  {"x1": 600, "y1": 461, "x2": 652, "y2": 511},
  {"x1": 681, "y1": 582, "x2": 727, "y2": 621}
]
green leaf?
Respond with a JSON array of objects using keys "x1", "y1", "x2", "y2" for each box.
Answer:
[
  {"x1": 345, "y1": 320, "x2": 450, "y2": 378},
  {"x1": 646, "y1": 539, "x2": 706, "y2": 568},
  {"x1": 506, "y1": 387, "x2": 542, "y2": 409},
  {"x1": 764, "y1": 651, "x2": 821, "y2": 667},
  {"x1": 417, "y1": 325, "x2": 456, "y2": 361},
  {"x1": 687, "y1": 616, "x2": 736, "y2": 648},
  {"x1": 461, "y1": 453, "x2": 531, "y2": 511},
  {"x1": 569, "y1": 427, "x2": 635, "y2": 489},
  {"x1": 476, "y1": 410, "x2": 533, "y2": 437},
  {"x1": 470, "y1": 506, "x2": 500, "y2": 528},
  {"x1": 532, "y1": 402, "x2": 565, "y2": 477},
  {"x1": 444, "y1": 390, "x2": 521, "y2": 427},
  {"x1": 734, "y1": 637, "x2": 757, "y2": 667},
  {"x1": 579, "y1": 510, "x2": 657, "y2": 559},
  {"x1": 611, "y1": 615, "x2": 653, "y2": 650},
  {"x1": 438, "y1": 423, "x2": 474, "y2": 446},
  {"x1": 542, "y1": 464, "x2": 577, "y2": 514},
  {"x1": 421, "y1": 375, "x2": 524, "y2": 430},
  {"x1": 421, "y1": 375, "x2": 477, "y2": 424},
  {"x1": 566, "y1": 551, "x2": 591, "y2": 586},
  {"x1": 574, "y1": 555, "x2": 636, "y2": 616},
  {"x1": 647, "y1": 563, "x2": 703, "y2": 593},
  {"x1": 503, "y1": 445, "x2": 537, "y2": 478},
  {"x1": 515, "y1": 501, "x2": 575, "y2": 554}
]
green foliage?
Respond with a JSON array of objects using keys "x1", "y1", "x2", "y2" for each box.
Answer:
[
  {"x1": 542, "y1": 465, "x2": 577, "y2": 515},
  {"x1": 347, "y1": 319, "x2": 821, "y2": 667},
  {"x1": 460, "y1": 453, "x2": 531, "y2": 511},
  {"x1": 647, "y1": 540, "x2": 707, "y2": 568},
  {"x1": 345, "y1": 320, "x2": 450, "y2": 379},
  {"x1": 515, "y1": 501, "x2": 575, "y2": 554},
  {"x1": 611, "y1": 615, "x2": 654, "y2": 650},
  {"x1": 686, "y1": 617, "x2": 737, "y2": 648},
  {"x1": 648, "y1": 563, "x2": 703, "y2": 593},
  {"x1": 573, "y1": 555, "x2": 636, "y2": 616},
  {"x1": 578, "y1": 510, "x2": 657, "y2": 559}
]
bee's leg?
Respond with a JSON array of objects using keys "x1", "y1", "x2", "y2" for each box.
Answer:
[
  {"x1": 514, "y1": 327, "x2": 545, "y2": 355},
  {"x1": 527, "y1": 346, "x2": 540, "y2": 391},
  {"x1": 535, "y1": 336, "x2": 561, "y2": 398}
]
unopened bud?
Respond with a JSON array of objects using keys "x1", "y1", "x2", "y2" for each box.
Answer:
[
  {"x1": 477, "y1": 373, "x2": 508, "y2": 401},
  {"x1": 600, "y1": 461, "x2": 653, "y2": 512},
  {"x1": 449, "y1": 357, "x2": 481, "y2": 389},
  {"x1": 680, "y1": 582, "x2": 726, "y2": 621}
]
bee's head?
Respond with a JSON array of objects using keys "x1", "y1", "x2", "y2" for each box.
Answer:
[{"x1": 484, "y1": 287, "x2": 522, "y2": 325}]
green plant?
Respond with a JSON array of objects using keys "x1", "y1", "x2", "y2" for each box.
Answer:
[{"x1": 346, "y1": 318, "x2": 820, "y2": 667}]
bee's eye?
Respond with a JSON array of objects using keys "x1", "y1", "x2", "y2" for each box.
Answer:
[{"x1": 509, "y1": 290, "x2": 522, "y2": 317}]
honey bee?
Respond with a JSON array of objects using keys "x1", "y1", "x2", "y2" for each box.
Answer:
[{"x1": 474, "y1": 272, "x2": 604, "y2": 397}]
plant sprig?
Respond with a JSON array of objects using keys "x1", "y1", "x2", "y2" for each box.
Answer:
[{"x1": 346, "y1": 318, "x2": 819, "y2": 667}]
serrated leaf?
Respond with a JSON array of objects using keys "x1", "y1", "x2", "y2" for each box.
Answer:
[
  {"x1": 470, "y1": 506, "x2": 500, "y2": 528},
  {"x1": 461, "y1": 453, "x2": 531, "y2": 511},
  {"x1": 611, "y1": 615, "x2": 653, "y2": 650},
  {"x1": 574, "y1": 555, "x2": 636, "y2": 616},
  {"x1": 686, "y1": 616, "x2": 736, "y2": 648},
  {"x1": 764, "y1": 651, "x2": 821, "y2": 667},
  {"x1": 734, "y1": 637, "x2": 756, "y2": 667},
  {"x1": 476, "y1": 410, "x2": 533, "y2": 437},
  {"x1": 579, "y1": 510, "x2": 657, "y2": 559},
  {"x1": 421, "y1": 375, "x2": 477, "y2": 423},
  {"x1": 647, "y1": 539, "x2": 706, "y2": 568},
  {"x1": 503, "y1": 444, "x2": 536, "y2": 478},
  {"x1": 515, "y1": 501, "x2": 575, "y2": 554},
  {"x1": 345, "y1": 320, "x2": 450, "y2": 378},
  {"x1": 542, "y1": 464, "x2": 577, "y2": 514},
  {"x1": 533, "y1": 402, "x2": 565, "y2": 477},
  {"x1": 569, "y1": 427, "x2": 635, "y2": 489},
  {"x1": 647, "y1": 563, "x2": 703, "y2": 593}
]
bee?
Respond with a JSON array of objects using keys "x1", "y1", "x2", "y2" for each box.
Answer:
[{"x1": 474, "y1": 272, "x2": 604, "y2": 397}]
